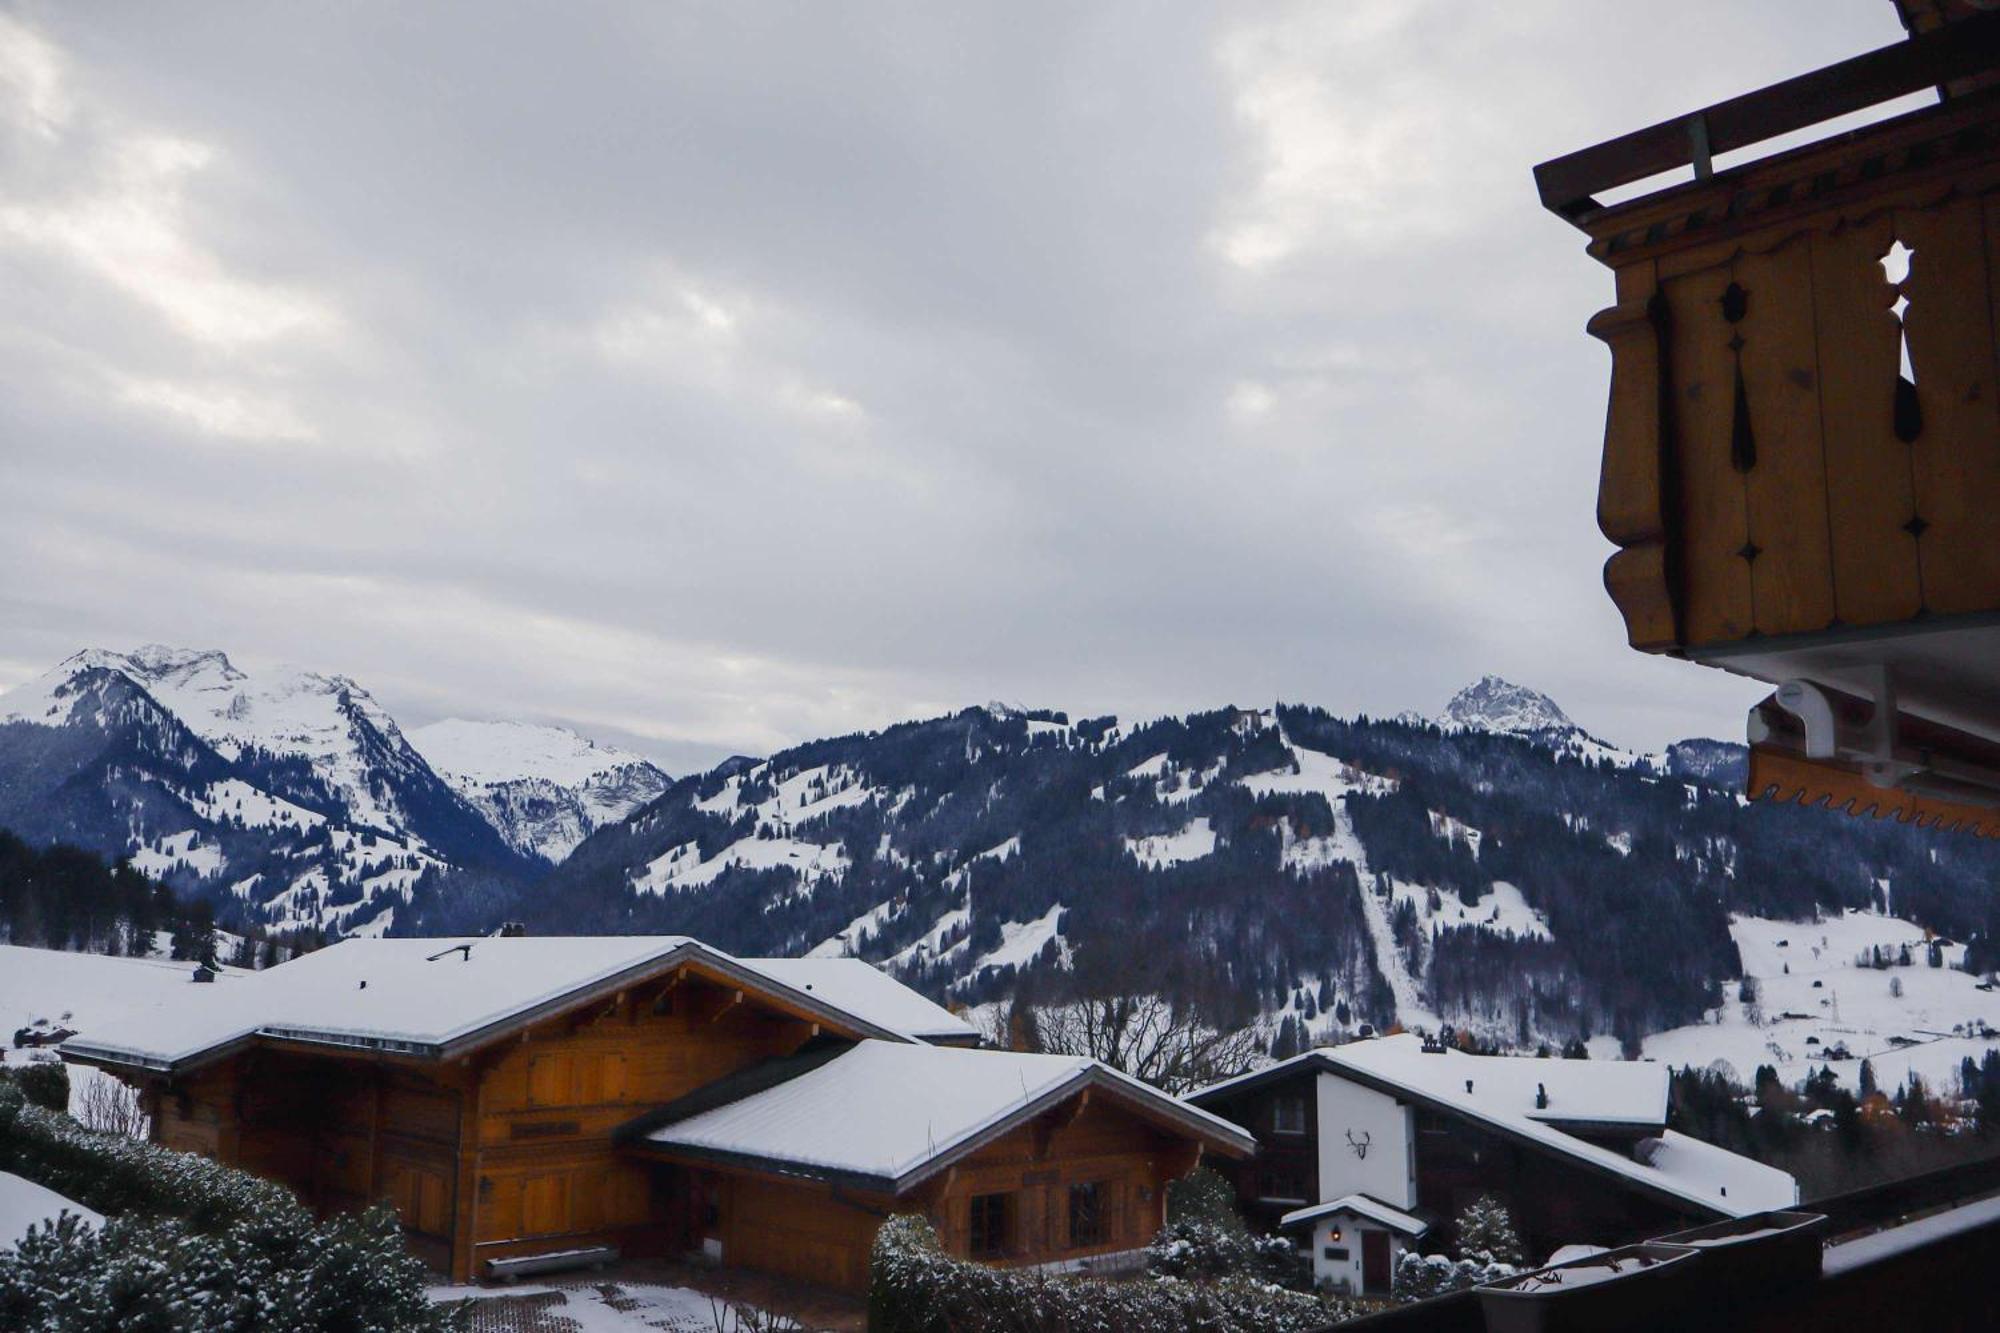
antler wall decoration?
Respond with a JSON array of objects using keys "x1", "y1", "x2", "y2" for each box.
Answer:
[{"x1": 1346, "y1": 1129, "x2": 1371, "y2": 1160}]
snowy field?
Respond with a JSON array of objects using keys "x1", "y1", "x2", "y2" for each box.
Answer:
[
  {"x1": 0, "y1": 943, "x2": 246, "y2": 1121},
  {"x1": 429, "y1": 1276, "x2": 826, "y2": 1332},
  {"x1": 1, "y1": 1171, "x2": 102, "y2": 1251},
  {"x1": 1596, "y1": 911, "x2": 2000, "y2": 1096}
]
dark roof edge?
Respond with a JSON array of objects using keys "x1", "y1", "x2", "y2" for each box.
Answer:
[{"x1": 1197, "y1": 1053, "x2": 1729, "y2": 1218}]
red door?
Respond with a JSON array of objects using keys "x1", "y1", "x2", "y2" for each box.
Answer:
[{"x1": 1362, "y1": 1230, "x2": 1392, "y2": 1293}]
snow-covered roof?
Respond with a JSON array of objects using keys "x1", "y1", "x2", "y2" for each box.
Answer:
[
  {"x1": 640, "y1": 1039, "x2": 1255, "y2": 1192},
  {"x1": 733, "y1": 958, "x2": 977, "y2": 1042},
  {"x1": 1192, "y1": 1035, "x2": 1797, "y2": 1218},
  {"x1": 61, "y1": 937, "x2": 931, "y2": 1072},
  {"x1": 1331, "y1": 1035, "x2": 1668, "y2": 1128},
  {"x1": 0, "y1": 1172, "x2": 102, "y2": 1251},
  {"x1": 1281, "y1": 1193, "x2": 1428, "y2": 1236}
]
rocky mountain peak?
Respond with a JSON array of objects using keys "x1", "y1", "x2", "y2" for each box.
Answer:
[{"x1": 1438, "y1": 675, "x2": 1577, "y2": 737}]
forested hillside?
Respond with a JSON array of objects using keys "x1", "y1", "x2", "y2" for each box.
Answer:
[{"x1": 402, "y1": 694, "x2": 2000, "y2": 1052}]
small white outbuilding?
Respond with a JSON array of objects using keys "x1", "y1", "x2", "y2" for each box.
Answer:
[{"x1": 1281, "y1": 1192, "x2": 1428, "y2": 1296}]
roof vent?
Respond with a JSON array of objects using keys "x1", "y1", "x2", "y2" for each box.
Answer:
[
  {"x1": 1536, "y1": 1082, "x2": 1549, "y2": 1110},
  {"x1": 1465, "y1": 1079, "x2": 1475, "y2": 1095},
  {"x1": 358, "y1": 980, "x2": 367, "y2": 990}
]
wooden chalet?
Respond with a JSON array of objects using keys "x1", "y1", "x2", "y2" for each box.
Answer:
[
  {"x1": 1534, "y1": 5, "x2": 2000, "y2": 836},
  {"x1": 1188, "y1": 1034, "x2": 1796, "y2": 1279},
  {"x1": 58, "y1": 936, "x2": 1251, "y2": 1291}
]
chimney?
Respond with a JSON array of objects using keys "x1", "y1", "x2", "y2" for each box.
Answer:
[
  {"x1": 1465, "y1": 1079, "x2": 1475, "y2": 1095},
  {"x1": 500, "y1": 922, "x2": 528, "y2": 938},
  {"x1": 1536, "y1": 1082, "x2": 1549, "y2": 1109}
]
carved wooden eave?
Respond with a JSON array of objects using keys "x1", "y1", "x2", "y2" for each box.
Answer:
[{"x1": 1538, "y1": 13, "x2": 2000, "y2": 833}]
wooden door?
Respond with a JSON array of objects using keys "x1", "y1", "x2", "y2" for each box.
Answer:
[{"x1": 1362, "y1": 1230, "x2": 1392, "y2": 1294}]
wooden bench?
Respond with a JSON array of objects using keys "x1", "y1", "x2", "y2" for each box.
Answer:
[{"x1": 484, "y1": 1245, "x2": 619, "y2": 1284}]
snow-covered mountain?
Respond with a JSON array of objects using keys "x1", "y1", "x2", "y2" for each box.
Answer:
[
  {"x1": 407, "y1": 720, "x2": 669, "y2": 863},
  {"x1": 405, "y1": 683, "x2": 2000, "y2": 1056},
  {"x1": 1438, "y1": 675, "x2": 1579, "y2": 738},
  {"x1": 0, "y1": 646, "x2": 636, "y2": 935}
]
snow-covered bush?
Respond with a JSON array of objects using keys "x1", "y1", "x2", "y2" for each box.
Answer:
[
  {"x1": 1147, "y1": 1218, "x2": 1308, "y2": 1287},
  {"x1": 1391, "y1": 1250, "x2": 1516, "y2": 1302},
  {"x1": 0, "y1": 1100, "x2": 465, "y2": 1332},
  {"x1": 9, "y1": 1061, "x2": 68, "y2": 1114},
  {"x1": 0, "y1": 1206, "x2": 468, "y2": 1333},
  {"x1": 1147, "y1": 1166, "x2": 1310, "y2": 1288},
  {"x1": 1452, "y1": 1194, "x2": 1524, "y2": 1268},
  {"x1": 870, "y1": 1214, "x2": 1354, "y2": 1333},
  {"x1": 1, "y1": 1099, "x2": 294, "y2": 1232},
  {"x1": 1391, "y1": 1197, "x2": 1524, "y2": 1303}
]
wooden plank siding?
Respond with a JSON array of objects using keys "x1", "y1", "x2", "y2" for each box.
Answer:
[
  {"x1": 104, "y1": 964, "x2": 1225, "y2": 1292},
  {"x1": 673, "y1": 1091, "x2": 1204, "y2": 1294},
  {"x1": 464, "y1": 976, "x2": 823, "y2": 1278},
  {"x1": 119, "y1": 970, "x2": 835, "y2": 1282},
  {"x1": 1579, "y1": 92, "x2": 2000, "y2": 657}
]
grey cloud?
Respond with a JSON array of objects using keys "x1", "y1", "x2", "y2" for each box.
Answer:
[{"x1": 0, "y1": 2, "x2": 1910, "y2": 762}]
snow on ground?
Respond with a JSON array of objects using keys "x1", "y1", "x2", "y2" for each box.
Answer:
[
  {"x1": 128, "y1": 829, "x2": 225, "y2": 881},
  {"x1": 1125, "y1": 817, "x2": 1217, "y2": 869},
  {"x1": 945, "y1": 836, "x2": 1020, "y2": 890},
  {"x1": 632, "y1": 835, "x2": 850, "y2": 896},
  {"x1": 430, "y1": 1279, "x2": 776, "y2": 1332},
  {"x1": 408, "y1": 719, "x2": 658, "y2": 788},
  {"x1": 1428, "y1": 810, "x2": 1483, "y2": 856},
  {"x1": 959, "y1": 903, "x2": 1070, "y2": 985},
  {"x1": 183, "y1": 777, "x2": 326, "y2": 832},
  {"x1": 1242, "y1": 733, "x2": 1399, "y2": 804},
  {"x1": 1604, "y1": 910, "x2": 2000, "y2": 1095},
  {"x1": 0, "y1": 943, "x2": 248, "y2": 1123},
  {"x1": 885, "y1": 905, "x2": 971, "y2": 971},
  {"x1": 1, "y1": 1171, "x2": 102, "y2": 1250},
  {"x1": 1390, "y1": 878, "x2": 1551, "y2": 942},
  {"x1": 806, "y1": 897, "x2": 898, "y2": 958},
  {"x1": 1295, "y1": 802, "x2": 1441, "y2": 1032}
]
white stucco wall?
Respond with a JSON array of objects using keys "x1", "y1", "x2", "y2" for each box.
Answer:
[
  {"x1": 1315, "y1": 1070, "x2": 1415, "y2": 1207},
  {"x1": 1302, "y1": 1213, "x2": 1410, "y2": 1296}
]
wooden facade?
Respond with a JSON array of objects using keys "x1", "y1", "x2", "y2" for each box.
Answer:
[
  {"x1": 640, "y1": 1093, "x2": 1202, "y2": 1292},
  {"x1": 1537, "y1": 11, "x2": 2000, "y2": 833},
  {"x1": 86, "y1": 952, "x2": 1240, "y2": 1293},
  {"x1": 115, "y1": 964, "x2": 877, "y2": 1281}
]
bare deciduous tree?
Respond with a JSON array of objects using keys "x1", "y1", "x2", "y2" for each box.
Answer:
[
  {"x1": 1018, "y1": 994, "x2": 1260, "y2": 1094},
  {"x1": 75, "y1": 1072, "x2": 148, "y2": 1138}
]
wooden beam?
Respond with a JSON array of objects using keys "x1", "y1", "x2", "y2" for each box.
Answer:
[
  {"x1": 1534, "y1": 12, "x2": 2000, "y2": 221},
  {"x1": 708, "y1": 990, "x2": 745, "y2": 1024}
]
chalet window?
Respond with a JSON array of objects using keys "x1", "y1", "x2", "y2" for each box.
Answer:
[
  {"x1": 969, "y1": 1192, "x2": 1011, "y2": 1258},
  {"x1": 1272, "y1": 1093, "x2": 1307, "y2": 1135},
  {"x1": 1068, "y1": 1181, "x2": 1106, "y2": 1248}
]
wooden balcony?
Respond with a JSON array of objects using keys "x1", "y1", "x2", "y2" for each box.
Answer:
[{"x1": 1537, "y1": 13, "x2": 2000, "y2": 835}]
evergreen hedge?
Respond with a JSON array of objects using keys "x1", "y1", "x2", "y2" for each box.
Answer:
[
  {"x1": 12, "y1": 1062, "x2": 68, "y2": 1115},
  {"x1": 0, "y1": 1085, "x2": 466, "y2": 1333},
  {"x1": 868, "y1": 1215, "x2": 1356, "y2": 1333},
  {"x1": 1, "y1": 1086, "x2": 296, "y2": 1233}
]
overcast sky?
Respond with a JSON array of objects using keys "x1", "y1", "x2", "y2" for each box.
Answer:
[{"x1": 0, "y1": 3, "x2": 1914, "y2": 770}]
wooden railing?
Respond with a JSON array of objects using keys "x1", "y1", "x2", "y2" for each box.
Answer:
[{"x1": 1536, "y1": 12, "x2": 2000, "y2": 222}]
